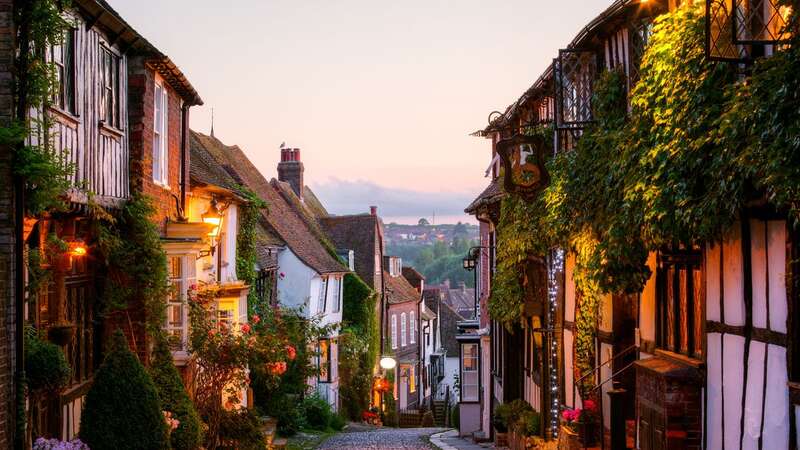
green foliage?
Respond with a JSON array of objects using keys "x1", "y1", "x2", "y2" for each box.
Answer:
[
  {"x1": 217, "y1": 408, "x2": 267, "y2": 450},
  {"x1": 381, "y1": 370, "x2": 398, "y2": 428},
  {"x1": 79, "y1": 330, "x2": 169, "y2": 450},
  {"x1": 301, "y1": 395, "x2": 336, "y2": 431},
  {"x1": 450, "y1": 405, "x2": 459, "y2": 429},
  {"x1": 149, "y1": 336, "x2": 203, "y2": 450},
  {"x1": 235, "y1": 187, "x2": 268, "y2": 315},
  {"x1": 24, "y1": 327, "x2": 70, "y2": 395},
  {"x1": 493, "y1": 399, "x2": 534, "y2": 433},
  {"x1": 14, "y1": 138, "x2": 74, "y2": 215},
  {"x1": 92, "y1": 195, "x2": 169, "y2": 338},
  {"x1": 339, "y1": 273, "x2": 379, "y2": 421},
  {"x1": 518, "y1": 410, "x2": 541, "y2": 437},
  {"x1": 395, "y1": 237, "x2": 477, "y2": 287}
]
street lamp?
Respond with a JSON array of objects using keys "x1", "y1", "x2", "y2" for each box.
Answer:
[
  {"x1": 462, "y1": 246, "x2": 488, "y2": 320},
  {"x1": 379, "y1": 356, "x2": 397, "y2": 370}
]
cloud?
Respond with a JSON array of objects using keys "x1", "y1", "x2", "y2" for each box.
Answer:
[{"x1": 310, "y1": 178, "x2": 476, "y2": 219}]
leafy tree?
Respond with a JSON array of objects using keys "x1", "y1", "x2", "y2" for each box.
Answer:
[
  {"x1": 418, "y1": 218, "x2": 430, "y2": 226},
  {"x1": 79, "y1": 330, "x2": 169, "y2": 450}
]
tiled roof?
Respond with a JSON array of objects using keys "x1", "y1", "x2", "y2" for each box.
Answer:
[
  {"x1": 189, "y1": 131, "x2": 347, "y2": 275},
  {"x1": 303, "y1": 187, "x2": 329, "y2": 218},
  {"x1": 464, "y1": 179, "x2": 504, "y2": 214},
  {"x1": 402, "y1": 267, "x2": 425, "y2": 283},
  {"x1": 320, "y1": 214, "x2": 382, "y2": 291},
  {"x1": 255, "y1": 222, "x2": 282, "y2": 269},
  {"x1": 190, "y1": 135, "x2": 246, "y2": 195},
  {"x1": 384, "y1": 272, "x2": 420, "y2": 305}
]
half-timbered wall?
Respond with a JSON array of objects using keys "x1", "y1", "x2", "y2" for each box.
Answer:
[
  {"x1": 562, "y1": 254, "x2": 582, "y2": 409},
  {"x1": 41, "y1": 11, "x2": 129, "y2": 204},
  {"x1": 705, "y1": 219, "x2": 790, "y2": 450}
]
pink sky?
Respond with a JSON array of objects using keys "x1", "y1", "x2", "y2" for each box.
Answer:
[{"x1": 112, "y1": 0, "x2": 611, "y2": 223}]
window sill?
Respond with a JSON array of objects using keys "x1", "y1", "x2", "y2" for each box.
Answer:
[
  {"x1": 153, "y1": 180, "x2": 172, "y2": 191},
  {"x1": 48, "y1": 105, "x2": 80, "y2": 127},
  {"x1": 653, "y1": 349, "x2": 704, "y2": 370},
  {"x1": 99, "y1": 120, "x2": 124, "y2": 139}
]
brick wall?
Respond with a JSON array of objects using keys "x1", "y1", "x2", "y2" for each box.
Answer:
[
  {"x1": 0, "y1": 0, "x2": 15, "y2": 446},
  {"x1": 128, "y1": 56, "x2": 186, "y2": 234}
]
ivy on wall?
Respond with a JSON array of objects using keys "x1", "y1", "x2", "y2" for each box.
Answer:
[
  {"x1": 234, "y1": 186, "x2": 268, "y2": 314},
  {"x1": 339, "y1": 273, "x2": 379, "y2": 420},
  {"x1": 489, "y1": 3, "x2": 800, "y2": 396}
]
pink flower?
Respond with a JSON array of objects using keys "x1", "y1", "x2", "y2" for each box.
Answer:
[
  {"x1": 267, "y1": 361, "x2": 287, "y2": 375},
  {"x1": 583, "y1": 399, "x2": 597, "y2": 412},
  {"x1": 241, "y1": 323, "x2": 251, "y2": 334},
  {"x1": 208, "y1": 329, "x2": 218, "y2": 338},
  {"x1": 286, "y1": 345, "x2": 296, "y2": 360}
]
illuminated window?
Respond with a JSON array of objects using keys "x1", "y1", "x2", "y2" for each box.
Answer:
[
  {"x1": 165, "y1": 255, "x2": 195, "y2": 352},
  {"x1": 318, "y1": 339, "x2": 331, "y2": 382},
  {"x1": 409, "y1": 365, "x2": 416, "y2": 393}
]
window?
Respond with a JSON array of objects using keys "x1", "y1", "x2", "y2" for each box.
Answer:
[
  {"x1": 656, "y1": 247, "x2": 704, "y2": 359},
  {"x1": 217, "y1": 298, "x2": 237, "y2": 331},
  {"x1": 165, "y1": 255, "x2": 195, "y2": 352},
  {"x1": 318, "y1": 278, "x2": 328, "y2": 313},
  {"x1": 461, "y1": 342, "x2": 479, "y2": 402},
  {"x1": 50, "y1": 29, "x2": 75, "y2": 113},
  {"x1": 410, "y1": 311, "x2": 416, "y2": 344},
  {"x1": 401, "y1": 313, "x2": 407, "y2": 347},
  {"x1": 100, "y1": 47, "x2": 120, "y2": 128},
  {"x1": 318, "y1": 339, "x2": 331, "y2": 382},
  {"x1": 332, "y1": 277, "x2": 341, "y2": 313},
  {"x1": 409, "y1": 365, "x2": 416, "y2": 393},
  {"x1": 153, "y1": 81, "x2": 169, "y2": 185},
  {"x1": 391, "y1": 314, "x2": 397, "y2": 349}
]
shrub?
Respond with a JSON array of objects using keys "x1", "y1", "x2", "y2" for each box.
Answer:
[
  {"x1": 494, "y1": 399, "x2": 533, "y2": 432},
  {"x1": 517, "y1": 410, "x2": 541, "y2": 437},
  {"x1": 421, "y1": 411, "x2": 434, "y2": 427},
  {"x1": 257, "y1": 393, "x2": 305, "y2": 436},
  {"x1": 79, "y1": 330, "x2": 168, "y2": 450},
  {"x1": 149, "y1": 336, "x2": 203, "y2": 450},
  {"x1": 218, "y1": 408, "x2": 266, "y2": 450},
  {"x1": 302, "y1": 395, "x2": 333, "y2": 430},
  {"x1": 329, "y1": 413, "x2": 347, "y2": 431},
  {"x1": 451, "y1": 405, "x2": 460, "y2": 429},
  {"x1": 25, "y1": 327, "x2": 70, "y2": 395}
]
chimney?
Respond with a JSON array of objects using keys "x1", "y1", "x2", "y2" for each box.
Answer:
[
  {"x1": 370, "y1": 206, "x2": 378, "y2": 216},
  {"x1": 277, "y1": 147, "x2": 304, "y2": 200}
]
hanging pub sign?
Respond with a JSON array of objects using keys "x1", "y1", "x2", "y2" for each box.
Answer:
[
  {"x1": 495, "y1": 133, "x2": 550, "y2": 198},
  {"x1": 706, "y1": 0, "x2": 791, "y2": 61}
]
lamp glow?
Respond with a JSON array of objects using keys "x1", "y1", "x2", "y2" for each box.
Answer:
[
  {"x1": 69, "y1": 242, "x2": 87, "y2": 257},
  {"x1": 379, "y1": 356, "x2": 397, "y2": 370}
]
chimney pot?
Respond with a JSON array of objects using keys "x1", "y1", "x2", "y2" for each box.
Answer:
[
  {"x1": 370, "y1": 206, "x2": 378, "y2": 216},
  {"x1": 277, "y1": 147, "x2": 305, "y2": 199}
]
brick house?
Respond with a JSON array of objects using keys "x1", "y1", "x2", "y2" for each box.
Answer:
[{"x1": 384, "y1": 256, "x2": 423, "y2": 411}]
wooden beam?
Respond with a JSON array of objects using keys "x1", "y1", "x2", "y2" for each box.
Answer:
[{"x1": 705, "y1": 320, "x2": 787, "y2": 346}]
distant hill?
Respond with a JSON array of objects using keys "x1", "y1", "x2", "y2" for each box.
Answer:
[{"x1": 384, "y1": 222, "x2": 479, "y2": 288}]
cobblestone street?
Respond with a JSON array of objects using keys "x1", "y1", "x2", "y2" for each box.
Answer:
[{"x1": 317, "y1": 427, "x2": 446, "y2": 450}]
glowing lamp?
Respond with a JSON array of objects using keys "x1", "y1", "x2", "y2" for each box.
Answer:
[
  {"x1": 202, "y1": 206, "x2": 223, "y2": 237},
  {"x1": 379, "y1": 356, "x2": 396, "y2": 370},
  {"x1": 69, "y1": 241, "x2": 87, "y2": 257}
]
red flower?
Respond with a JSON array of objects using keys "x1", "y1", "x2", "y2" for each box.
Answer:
[
  {"x1": 208, "y1": 329, "x2": 218, "y2": 338},
  {"x1": 241, "y1": 323, "x2": 251, "y2": 334},
  {"x1": 286, "y1": 345, "x2": 297, "y2": 360},
  {"x1": 266, "y1": 361, "x2": 287, "y2": 375},
  {"x1": 251, "y1": 314, "x2": 261, "y2": 324},
  {"x1": 583, "y1": 399, "x2": 597, "y2": 412}
]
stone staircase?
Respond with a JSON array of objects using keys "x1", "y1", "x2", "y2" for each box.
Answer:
[
  {"x1": 262, "y1": 417, "x2": 287, "y2": 450},
  {"x1": 432, "y1": 400, "x2": 448, "y2": 427}
]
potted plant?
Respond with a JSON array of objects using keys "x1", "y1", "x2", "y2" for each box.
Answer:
[
  {"x1": 560, "y1": 399, "x2": 599, "y2": 449},
  {"x1": 492, "y1": 409, "x2": 509, "y2": 447}
]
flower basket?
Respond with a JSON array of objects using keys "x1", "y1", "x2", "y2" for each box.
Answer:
[{"x1": 48, "y1": 323, "x2": 76, "y2": 346}]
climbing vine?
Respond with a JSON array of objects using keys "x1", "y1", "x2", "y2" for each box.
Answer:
[
  {"x1": 234, "y1": 186, "x2": 268, "y2": 314},
  {"x1": 490, "y1": 3, "x2": 800, "y2": 395},
  {"x1": 91, "y1": 194, "x2": 170, "y2": 341}
]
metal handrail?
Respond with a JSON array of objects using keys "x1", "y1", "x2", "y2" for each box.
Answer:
[
  {"x1": 574, "y1": 344, "x2": 637, "y2": 387},
  {"x1": 588, "y1": 361, "x2": 636, "y2": 394}
]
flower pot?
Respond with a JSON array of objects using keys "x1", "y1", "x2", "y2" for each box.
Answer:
[
  {"x1": 495, "y1": 431, "x2": 508, "y2": 447},
  {"x1": 577, "y1": 420, "x2": 597, "y2": 447},
  {"x1": 559, "y1": 425, "x2": 581, "y2": 450},
  {"x1": 48, "y1": 323, "x2": 76, "y2": 346}
]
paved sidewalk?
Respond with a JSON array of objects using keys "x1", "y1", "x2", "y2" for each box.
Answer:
[{"x1": 429, "y1": 430, "x2": 494, "y2": 450}]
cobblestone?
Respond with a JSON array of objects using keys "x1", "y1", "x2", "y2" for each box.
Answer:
[{"x1": 318, "y1": 427, "x2": 446, "y2": 450}]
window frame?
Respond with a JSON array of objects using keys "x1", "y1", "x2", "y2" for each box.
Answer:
[
  {"x1": 401, "y1": 312, "x2": 407, "y2": 347},
  {"x1": 460, "y1": 342, "x2": 480, "y2": 402},
  {"x1": 165, "y1": 254, "x2": 194, "y2": 357},
  {"x1": 152, "y1": 79, "x2": 169, "y2": 186},
  {"x1": 318, "y1": 338, "x2": 331, "y2": 383},
  {"x1": 100, "y1": 46, "x2": 120, "y2": 129},
  {"x1": 410, "y1": 311, "x2": 416, "y2": 344},
  {"x1": 391, "y1": 314, "x2": 398, "y2": 349},
  {"x1": 50, "y1": 28, "x2": 76, "y2": 114},
  {"x1": 332, "y1": 277, "x2": 341, "y2": 313},
  {"x1": 655, "y1": 247, "x2": 704, "y2": 360}
]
